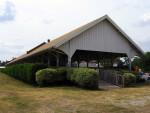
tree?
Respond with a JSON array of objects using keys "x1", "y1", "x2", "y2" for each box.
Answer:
[
  {"x1": 132, "y1": 57, "x2": 141, "y2": 70},
  {"x1": 115, "y1": 57, "x2": 124, "y2": 68},
  {"x1": 100, "y1": 59, "x2": 111, "y2": 68},
  {"x1": 0, "y1": 60, "x2": 8, "y2": 66},
  {"x1": 132, "y1": 52, "x2": 150, "y2": 72},
  {"x1": 140, "y1": 52, "x2": 150, "y2": 72}
]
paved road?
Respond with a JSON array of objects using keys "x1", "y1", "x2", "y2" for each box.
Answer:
[{"x1": 99, "y1": 80, "x2": 120, "y2": 90}]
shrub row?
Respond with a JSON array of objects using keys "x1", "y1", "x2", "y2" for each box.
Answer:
[
  {"x1": 108, "y1": 70, "x2": 144, "y2": 83},
  {"x1": 1, "y1": 63, "x2": 47, "y2": 84},
  {"x1": 36, "y1": 67, "x2": 99, "y2": 89}
]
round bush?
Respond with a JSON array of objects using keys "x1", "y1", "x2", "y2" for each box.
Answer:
[
  {"x1": 123, "y1": 73, "x2": 136, "y2": 86},
  {"x1": 75, "y1": 68, "x2": 99, "y2": 89},
  {"x1": 67, "y1": 68, "x2": 99, "y2": 89},
  {"x1": 36, "y1": 68, "x2": 65, "y2": 86}
]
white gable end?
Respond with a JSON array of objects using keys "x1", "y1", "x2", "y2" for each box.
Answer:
[{"x1": 58, "y1": 19, "x2": 139, "y2": 59}]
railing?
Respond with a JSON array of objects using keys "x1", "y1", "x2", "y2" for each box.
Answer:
[
  {"x1": 99, "y1": 69, "x2": 125, "y2": 87},
  {"x1": 89, "y1": 67, "x2": 125, "y2": 87}
]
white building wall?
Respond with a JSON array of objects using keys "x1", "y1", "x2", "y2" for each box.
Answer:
[{"x1": 58, "y1": 19, "x2": 139, "y2": 59}]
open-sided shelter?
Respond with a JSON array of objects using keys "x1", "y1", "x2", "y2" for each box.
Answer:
[{"x1": 6, "y1": 15, "x2": 144, "y2": 69}]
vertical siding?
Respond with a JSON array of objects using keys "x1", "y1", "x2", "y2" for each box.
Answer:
[{"x1": 58, "y1": 19, "x2": 139, "y2": 59}]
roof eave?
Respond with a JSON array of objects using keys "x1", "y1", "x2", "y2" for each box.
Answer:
[{"x1": 6, "y1": 46, "x2": 56, "y2": 65}]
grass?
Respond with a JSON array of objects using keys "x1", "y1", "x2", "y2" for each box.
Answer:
[{"x1": 0, "y1": 72, "x2": 150, "y2": 113}]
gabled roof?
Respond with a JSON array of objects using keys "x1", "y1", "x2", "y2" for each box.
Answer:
[{"x1": 7, "y1": 15, "x2": 144, "y2": 65}]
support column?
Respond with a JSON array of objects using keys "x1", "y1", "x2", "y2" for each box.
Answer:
[
  {"x1": 87, "y1": 60, "x2": 89, "y2": 67},
  {"x1": 111, "y1": 58, "x2": 114, "y2": 68},
  {"x1": 36, "y1": 56, "x2": 39, "y2": 63},
  {"x1": 97, "y1": 55, "x2": 100, "y2": 68},
  {"x1": 56, "y1": 56, "x2": 59, "y2": 68},
  {"x1": 48, "y1": 57, "x2": 50, "y2": 68},
  {"x1": 56, "y1": 58, "x2": 59, "y2": 67},
  {"x1": 56, "y1": 53, "x2": 61, "y2": 68},
  {"x1": 47, "y1": 53, "x2": 51, "y2": 68},
  {"x1": 67, "y1": 56, "x2": 71, "y2": 67},
  {"x1": 86, "y1": 55, "x2": 89, "y2": 68},
  {"x1": 76, "y1": 57, "x2": 80, "y2": 67},
  {"x1": 41, "y1": 55, "x2": 44, "y2": 63},
  {"x1": 27, "y1": 58, "x2": 30, "y2": 63},
  {"x1": 41, "y1": 59, "x2": 44, "y2": 63},
  {"x1": 129, "y1": 59, "x2": 132, "y2": 70},
  {"x1": 98, "y1": 60, "x2": 100, "y2": 68},
  {"x1": 77, "y1": 61, "x2": 79, "y2": 67}
]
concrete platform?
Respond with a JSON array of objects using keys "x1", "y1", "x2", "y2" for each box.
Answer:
[{"x1": 99, "y1": 80, "x2": 120, "y2": 90}]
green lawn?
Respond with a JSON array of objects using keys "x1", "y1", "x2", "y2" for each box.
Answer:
[{"x1": 0, "y1": 72, "x2": 150, "y2": 113}]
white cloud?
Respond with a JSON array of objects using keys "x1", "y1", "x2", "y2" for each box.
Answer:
[
  {"x1": 141, "y1": 13, "x2": 150, "y2": 22},
  {"x1": 0, "y1": 1, "x2": 16, "y2": 22}
]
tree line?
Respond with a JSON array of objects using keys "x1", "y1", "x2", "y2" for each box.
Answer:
[{"x1": 0, "y1": 60, "x2": 8, "y2": 66}]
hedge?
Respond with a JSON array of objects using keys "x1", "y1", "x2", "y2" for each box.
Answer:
[
  {"x1": 1, "y1": 63, "x2": 47, "y2": 84},
  {"x1": 36, "y1": 67, "x2": 99, "y2": 89},
  {"x1": 123, "y1": 73, "x2": 136, "y2": 87}
]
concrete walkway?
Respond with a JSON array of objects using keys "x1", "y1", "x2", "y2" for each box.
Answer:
[{"x1": 99, "y1": 80, "x2": 120, "y2": 90}]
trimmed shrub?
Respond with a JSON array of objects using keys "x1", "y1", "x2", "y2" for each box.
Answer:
[
  {"x1": 66, "y1": 68, "x2": 76, "y2": 83},
  {"x1": 75, "y1": 68, "x2": 99, "y2": 89},
  {"x1": 66, "y1": 68, "x2": 99, "y2": 89},
  {"x1": 56, "y1": 67, "x2": 67, "y2": 80},
  {"x1": 36, "y1": 68, "x2": 66, "y2": 86},
  {"x1": 1, "y1": 63, "x2": 47, "y2": 84},
  {"x1": 123, "y1": 73, "x2": 136, "y2": 87}
]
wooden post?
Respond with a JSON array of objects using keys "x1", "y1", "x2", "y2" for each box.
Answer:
[
  {"x1": 98, "y1": 60, "x2": 100, "y2": 68},
  {"x1": 86, "y1": 55, "x2": 89, "y2": 67},
  {"x1": 41, "y1": 55, "x2": 44, "y2": 63},
  {"x1": 77, "y1": 61, "x2": 79, "y2": 67},
  {"x1": 36, "y1": 56, "x2": 39, "y2": 63},
  {"x1": 27, "y1": 58, "x2": 30, "y2": 63},
  {"x1": 56, "y1": 56, "x2": 59, "y2": 68},
  {"x1": 56, "y1": 54, "x2": 59, "y2": 68},
  {"x1": 48, "y1": 57, "x2": 50, "y2": 68},
  {"x1": 76, "y1": 56, "x2": 80, "y2": 67},
  {"x1": 97, "y1": 55, "x2": 100, "y2": 68},
  {"x1": 56, "y1": 53, "x2": 61, "y2": 68},
  {"x1": 129, "y1": 60, "x2": 131, "y2": 70},
  {"x1": 41, "y1": 59, "x2": 44, "y2": 63},
  {"x1": 87, "y1": 60, "x2": 89, "y2": 67},
  {"x1": 111, "y1": 58, "x2": 114, "y2": 68},
  {"x1": 47, "y1": 53, "x2": 51, "y2": 68}
]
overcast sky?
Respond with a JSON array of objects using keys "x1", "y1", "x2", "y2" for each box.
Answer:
[{"x1": 0, "y1": 0, "x2": 150, "y2": 61}]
